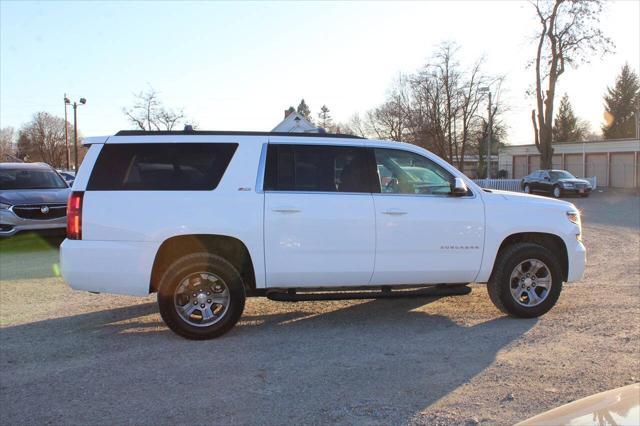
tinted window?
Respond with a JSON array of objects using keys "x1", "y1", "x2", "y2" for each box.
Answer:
[
  {"x1": 550, "y1": 170, "x2": 575, "y2": 180},
  {"x1": 0, "y1": 168, "x2": 67, "y2": 190},
  {"x1": 87, "y1": 143, "x2": 238, "y2": 191},
  {"x1": 264, "y1": 144, "x2": 377, "y2": 193},
  {"x1": 374, "y1": 148, "x2": 456, "y2": 195}
]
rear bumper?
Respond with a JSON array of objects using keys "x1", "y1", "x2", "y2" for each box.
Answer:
[
  {"x1": 60, "y1": 239, "x2": 160, "y2": 296},
  {"x1": 0, "y1": 209, "x2": 66, "y2": 237}
]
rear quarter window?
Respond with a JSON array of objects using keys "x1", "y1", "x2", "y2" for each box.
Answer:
[{"x1": 87, "y1": 143, "x2": 238, "y2": 191}]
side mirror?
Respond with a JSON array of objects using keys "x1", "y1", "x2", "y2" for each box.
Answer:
[
  {"x1": 451, "y1": 177, "x2": 468, "y2": 196},
  {"x1": 544, "y1": 176, "x2": 550, "y2": 181}
]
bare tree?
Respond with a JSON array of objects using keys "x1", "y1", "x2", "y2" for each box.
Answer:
[
  {"x1": 338, "y1": 113, "x2": 368, "y2": 137},
  {"x1": 408, "y1": 43, "x2": 501, "y2": 170},
  {"x1": 366, "y1": 75, "x2": 412, "y2": 142},
  {"x1": 0, "y1": 127, "x2": 16, "y2": 161},
  {"x1": 346, "y1": 43, "x2": 505, "y2": 172},
  {"x1": 123, "y1": 87, "x2": 186, "y2": 130},
  {"x1": 17, "y1": 112, "x2": 67, "y2": 167},
  {"x1": 530, "y1": 0, "x2": 612, "y2": 168}
]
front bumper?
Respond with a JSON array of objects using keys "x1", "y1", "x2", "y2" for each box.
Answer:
[
  {"x1": 561, "y1": 186, "x2": 592, "y2": 195},
  {"x1": 566, "y1": 238, "x2": 586, "y2": 282},
  {"x1": 0, "y1": 209, "x2": 66, "y2": 237}
]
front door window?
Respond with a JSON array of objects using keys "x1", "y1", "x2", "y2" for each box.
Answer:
[{"x1": 374, "y1": 149, "x2": 454, "y2": 195}]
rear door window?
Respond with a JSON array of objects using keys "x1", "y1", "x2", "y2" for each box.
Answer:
[
  {"x1": 264, "y1": 144, "x2": 378, "y2": 193},
  {"x1": 87, "y1": 143, "x2": 238, "y2": 190}
]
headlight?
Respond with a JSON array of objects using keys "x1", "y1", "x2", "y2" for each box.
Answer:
[
  {"x1": 0, "y1": 202, "x2": 11, "y2": 210},
  {"x1": 567, "y1": 210, "x2": 582, "y2": 241},
  {"x1": 562, "y1": 182, "x2": 574, "y2": 188},
  {"x1": 566, "y1": 210, "x2": 580, "y2": 224}
]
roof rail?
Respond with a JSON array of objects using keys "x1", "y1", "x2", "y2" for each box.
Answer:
[{"x1": 113, "y1": 130, "x2": 365, "y2": 139}]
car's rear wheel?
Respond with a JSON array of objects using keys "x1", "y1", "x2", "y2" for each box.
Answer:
[
  {"x1": 523, "y1": 184, "x2": 531, "y2": 194},
  {"x1": 552, "y1": 185, "x2": 562, "y2": 198},
  {"x1": 157, "y1": 253, "x2": 245, "y2": 340},
  {"x1": 487, "y1": 243, "x2": 563, "y2": 318}
]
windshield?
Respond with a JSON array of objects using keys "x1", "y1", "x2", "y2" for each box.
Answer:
[
  {"x1": 549, "y1": 171, "x2": 576, "y2": 180},
  {"x1": 0, "y1": 168, "x2": 67, "y2": 190}
]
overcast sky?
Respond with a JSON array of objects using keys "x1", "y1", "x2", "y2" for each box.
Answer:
[{"x1": 1, "y1": 1, "x2": 638, "y2": 145}]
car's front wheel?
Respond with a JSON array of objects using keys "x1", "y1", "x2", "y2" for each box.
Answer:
[
  {"x1": 487, "y1": 243, "x2": 563, "y2": 318},
  {"x1": 552, "y1": 185, "x2": 562, "y2": 198},
  {"x1": 157, "y1": 253, "x2": 246, "y2": 340},
  {"x1": 523, "y1": 184, "x2": 531, "y2": 194}
]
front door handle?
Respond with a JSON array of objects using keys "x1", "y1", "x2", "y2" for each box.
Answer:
[
  {"x1": 382, "y1": 209, "x2": 408, "y2": 216},
  {"x1": 272, "y1": 207, "x2": 301, "y2": 213}
]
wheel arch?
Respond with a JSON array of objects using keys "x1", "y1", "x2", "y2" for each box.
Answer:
[
  {"x1": 150, "y1": 234, "x2": 257, "y2": 295},
  {"x1": 492, "y1": 232, "x2": 568, "y2": 281}
]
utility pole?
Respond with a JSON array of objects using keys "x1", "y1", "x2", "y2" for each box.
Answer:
[
  {"x1": 73, "y1": 104, "x2": 78, "y2": 170},
  {"x1": 487, "y1": 91, "x2": 492, "y2": 180},
  {"x1": 70, "y1": 98, "x2": 86, "y2": 171},
  {"x1": 64, "y1": 95, "x2": 70, "y2": 170},
  {"x1": 479, "y1": 86, "x2": 493, "y2": 180}
]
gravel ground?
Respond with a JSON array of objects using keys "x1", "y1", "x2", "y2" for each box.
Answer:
[{"x1": 1, "y1": 190, "x2": 638, "y2": 425}]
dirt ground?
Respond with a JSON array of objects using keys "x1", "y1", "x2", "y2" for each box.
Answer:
[{"x1": 1, "y1": 190, "x2": 638, "y2": 425}]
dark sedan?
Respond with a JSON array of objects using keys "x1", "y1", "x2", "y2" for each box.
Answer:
[
  {"x1": 521, "y1": 169, "x2": 592, "y2": 198},
  {"x1": 0, "y1": 163, "x2": 71, "y2": 237}
]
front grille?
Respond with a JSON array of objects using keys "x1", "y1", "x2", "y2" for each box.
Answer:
[
  {"x1": 12, "y1": 204, "x2": 66, "y2": 220},
  {"x1": 575, "y1": 183, "x2": 588, "y2": 189}
]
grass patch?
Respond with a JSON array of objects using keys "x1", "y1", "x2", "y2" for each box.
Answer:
[{"x1": 0, "y1": 232, "x2": 64, "y2": 280}]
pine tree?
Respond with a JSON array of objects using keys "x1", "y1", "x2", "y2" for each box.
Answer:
[
  {"x1": 602, "y1": 64, "x2": 640, "y2": 139},
  {"x1": 296, "y1": 99, "x2": 312, "y2": 122},
  {"x1": 317, "y1": 105, "x2": 333, "y2": 130},
  {"x1": 552, "y1": 94, "x2": 589, "y2": 142}
]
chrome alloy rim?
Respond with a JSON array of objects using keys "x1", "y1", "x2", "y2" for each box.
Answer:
[
  {"x1": 509, "y1": 259, "x2": 552, "y2": 307},
  {"x1": 174, "y1": 272, "x2": 230, "y2": 327},
  {"x1": 553, "y1": 187, "x2": 561, "y2": 197},
  {"x1": 524, "y1": 185, "x2": 530, "y2": 193}
]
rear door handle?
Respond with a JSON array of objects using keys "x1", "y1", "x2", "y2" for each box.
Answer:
[
  {"x1": 272, "y1": 207, "x2": 301, "y2": 213},
  {"x1": 382, "y1": 209, "x2": 408, "y2": 216}
]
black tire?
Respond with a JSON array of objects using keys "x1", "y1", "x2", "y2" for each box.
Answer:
[
  {"x1": 157, "y1": 253, "x2": 246, "y2": 340},
  {"x1": 523, "y1": 184, "x2": 531, "y2": 194},
  {"x1": 552, "y1": 185, "x2": 562, "y2": 198},
  {"x1": 487, "y1": 243, "x2": 563, "y2": 318}
]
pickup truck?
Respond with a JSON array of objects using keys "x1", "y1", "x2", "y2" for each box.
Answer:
[{"x1": 61, "y1": 130, "x2": 586, "y2": 339}]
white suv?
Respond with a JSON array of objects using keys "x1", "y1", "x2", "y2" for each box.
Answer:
[{"x1": 61, "y1": 130, "x2": 586, "y2": 339}]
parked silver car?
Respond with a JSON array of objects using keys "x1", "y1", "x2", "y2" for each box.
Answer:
[{"x1": 0, "y1": 163, "x2": 70, "y2": 237}]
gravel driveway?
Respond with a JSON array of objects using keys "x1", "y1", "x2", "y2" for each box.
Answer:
[{"x1": 1, "y1": 190, "x2": 638, "y2": 425}]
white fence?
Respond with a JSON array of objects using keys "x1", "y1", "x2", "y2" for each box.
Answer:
[{"x1": 472, "y1": 177, "x2": 597, "y2": 192}]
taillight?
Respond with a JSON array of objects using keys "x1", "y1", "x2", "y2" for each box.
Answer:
[{"x1": 67, "y1": 191, "x2": 84, "y2": 240}]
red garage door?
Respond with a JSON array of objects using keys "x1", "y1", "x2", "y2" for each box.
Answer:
[
  {"x1": 610, "y1": 153, "x2": 635, "y2": 188},
  {"x1": 513, "y1": 156, "x2": 528, "y2": 178},
  {"x1": 564, "y1": 154, "x2": 583, "y2": 177},
  {"x1": 586, "y1": 154, "x2": 608, "y2": 187},
  {"x1": 528, "y1": 155, "x2": 541, "y2": 174}
]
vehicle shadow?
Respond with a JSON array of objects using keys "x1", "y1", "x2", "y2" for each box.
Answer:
[{"x1": 0, "y1": 296, "x2": 536, "y2": 425}]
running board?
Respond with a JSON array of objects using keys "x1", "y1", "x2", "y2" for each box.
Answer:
[{"x1": 266, "y1": 285, "x2": 471, "y2": 302}]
